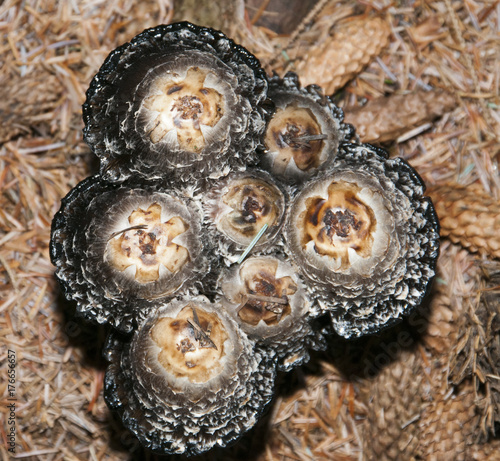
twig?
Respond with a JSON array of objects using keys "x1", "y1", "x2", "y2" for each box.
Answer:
[{"x1": 108, "y1": 225, "x2": 148, "y2": 240}]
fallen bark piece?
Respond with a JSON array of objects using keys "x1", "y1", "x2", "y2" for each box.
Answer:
[{"x1": 344, "y1": 90, "x2": 456, "y2": 143}]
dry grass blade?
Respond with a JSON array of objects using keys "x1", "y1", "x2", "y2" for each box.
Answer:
[{"x1": 0, "y1": 72, "x2": 62, "y2": 144}]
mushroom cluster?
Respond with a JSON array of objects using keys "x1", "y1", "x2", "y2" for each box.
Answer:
[{"x1": 50, "y1": 22, "x2": 439, "y2": 456}]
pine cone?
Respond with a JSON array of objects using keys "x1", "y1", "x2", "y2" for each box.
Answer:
[
  {"x1": 344, "y1": 90, "x2": 455, "y2": 143},
  {"x1": 422, "y1": 282, "x2": 456, "y2": 354},
  {"x1": 362, "y1": 350, "x2": 423, "y2": 460},
  {"x1": 427, "y1": 183, "x2": 500, "y2": 259},
  {"x1": 417, "y1": 382, "x2": 479, "y2": 461},
  {"x1": 295, "y1": 17, "x2": 391, "y2": 94},
  {"x1": 362, "y1": 356, "x2": 483, "y2": 460}
]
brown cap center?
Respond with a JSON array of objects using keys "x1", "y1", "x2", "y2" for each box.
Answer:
[
  {"x1": 142, "y1": 67, "x2": 224, "y2": 153},
  {"x1": 218, "y1": 178, "x2": 282, "y2": 245},
  {"x1": 105, "y1": 203, "x2": 190, "y2": 283},
  {"x1": 237, "y1": 259, "x2": 296, "y2": 326},
  {"x1": 300, "y1": 181, "x2": 376, "y2": 270},
  {"x1": 150, "y1": 304, "x2": 228, "y2": 383},
  {"x1": 265, "y1": 103, "x2": 324, "y2": 173}
]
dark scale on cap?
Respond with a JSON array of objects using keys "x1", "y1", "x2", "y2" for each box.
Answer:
[{"x1": 323, "y1": 208, "x2": 363, "y2": 239}]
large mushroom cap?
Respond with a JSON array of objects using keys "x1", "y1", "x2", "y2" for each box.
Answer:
[
  {"x1": 83, "y1": 22, "x2": 268, "y2": 184},
  {"x1": 287, "y1": 170, "x2": 401, "y2": 291},
  {"x1": 285, "y1": 143, "x2": 440, "y2": 337},
  {"x1": 50, "y1": 175, "x2": 207, "y2": 332},
  {"x1": 103, "y1": 296, "x2": 277, "y2": 456}
]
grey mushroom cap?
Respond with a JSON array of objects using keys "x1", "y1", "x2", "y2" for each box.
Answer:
[
  {"x1": 50, "y1": 175, "x2": 208, "y2": 333},
  {"x1": 103, "y1": 296, "x2": 277, "y2": 456},
  {"x1": 203, "y1": 169, "x2": 288, "y2": 264},
  {"x1": 219, "y1": 254, "x2": 326, "y2": 371},
  {"x1": 284, "y1": 143, "x2": 440, "y2": 338},
  {"x1": 258, "y1": 72, "x2": 352, "y2": 185},
  {"x1": 83, "y1": 22, "x2": 268, "y2": 184}
]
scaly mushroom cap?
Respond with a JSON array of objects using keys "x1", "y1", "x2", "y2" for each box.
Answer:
[
  {"x1": 83, "y1": 22, "x2": 268, "y2": 184},
  {"x1": 259, "y1": 72, "x2": 352, "y2": 184},
  {"x1": 220, "y1": 255, "x2": 325, "y2": 371},
  {"x1": 285, "y1": 143, "x2": 440, "y2": 337},
  {"x1": 103, "y1": 296, "x2": 276, "y2": 456},
  {"x1": 50, "y1": 175, "x2": 207, "y2": 332},
  {"x1": 204, "y1": 169, "x2": 287, "y2": 262}
]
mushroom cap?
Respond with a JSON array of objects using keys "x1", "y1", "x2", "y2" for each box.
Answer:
[
  {"x1": 203, "y1": 169, "x2": 288, "y2": 263},
  {"x1": 83, "y1": 22, "x2": 268, "y2": 184},
  {"x1": 103, "y1": 296, "x2": 277, "y2": 456},
  {"x1": 219, "y1": 255, "x2": 325, "y2": 371},
  {"x1": 285, "y1": 143, "x2": 440, "y2": 337},
  {"x1": 50, "y1": 175, "x2": 208, "y2": 333},
  {"x1": 259, "y1": 72, "x2": 352, "y2": 184}
]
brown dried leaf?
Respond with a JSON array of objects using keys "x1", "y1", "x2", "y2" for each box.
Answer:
[
  {"x1": 173, "y1": 0, "x2": 243, "y2": 35},
  {"x1": 344, "y1": 90, "x2": 456, "y2": 143},
  {"x1": 246, "y1": 0, "x2": 320, "y2": 35}
]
